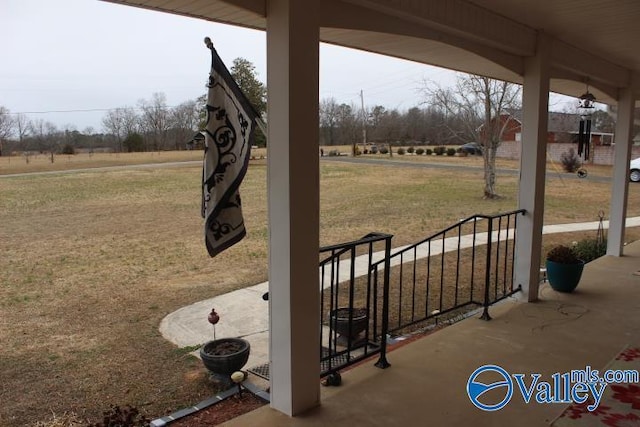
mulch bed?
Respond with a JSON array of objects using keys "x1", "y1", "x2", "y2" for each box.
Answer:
[{"x1": 170, "y1": 392, "x2": 267, "y2": 426}]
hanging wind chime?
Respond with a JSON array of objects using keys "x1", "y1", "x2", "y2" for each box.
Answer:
[
  {"x1": 575, "y1": 82, "x2": 596, "y2": 178},
  {"x1": 577, "y1": 84, "x2": 596, "y2": 161}
]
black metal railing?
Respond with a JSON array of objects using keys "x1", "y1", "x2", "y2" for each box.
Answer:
[
  {"x1": 319, "y1": 232, "x2": 393, "y2": 378},
  {"x1": 370, "y1": 209, "x2": 525, "y2": 336}
]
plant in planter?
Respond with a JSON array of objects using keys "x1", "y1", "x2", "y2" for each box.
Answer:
[
  {"x1": 200, "y1": 308, "x2": 251, "y2": 386},
  {"x1": 572, "y1": 238, "x2": 607, "y2": 263},
  {"x1": 545, "y1": 245, "x2": 585, "y2": 293}
]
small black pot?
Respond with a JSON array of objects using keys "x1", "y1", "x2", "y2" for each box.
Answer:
[
  {"x1": 329, "y1": 307, "x2": 369, "y2": 339},
  {"x1": 200, "y1": 338, "x2": 250, "y2": 376}
]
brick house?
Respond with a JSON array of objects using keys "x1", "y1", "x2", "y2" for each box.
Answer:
[{"x1": 494, "y1": 111, "x2": 636, "y2": 164}]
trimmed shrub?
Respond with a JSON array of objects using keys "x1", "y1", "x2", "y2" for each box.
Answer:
[
  {"x1": 62, "y1": 144, "x2": 75, "y2": 155},
  {"x1": 397, "y1": 147, "x2": 406, "y2": 155},
  {"x1": 572, "y1": 238, "x2": 607, "y2": 263},
  {"x1": 415, "y1": 148, "x2": 425, "y2": 155},
  {"x1": 446, "y1": 148, "x2": 456, "y2": 156},
  {"x1": 407, "y1": 146, "x2": 415, "y2": 154},
  {"x1": 379, "y1": 146, "x2": 389, "y2": 154},
  {"x1": 123, "y1": 133, "x2": 145, "y2": 152},
  {"x1": 426, "y1": 149, "x2": 433, "y2": 155},
  {"x1": 434, "y1": 146, "x2": 446, "y2": 156},
  {"x1": 560, "y1": 148, "x2": 582, "y2": 173},
  {"x1": 370, "y1": 146, "x2": 378, "y2": 154}
]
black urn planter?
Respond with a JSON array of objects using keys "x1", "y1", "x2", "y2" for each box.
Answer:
[
  {"x1": 329, "y1": 307, "x2": 368, "y2": 346},
  {"x1": 200, "y1": 338, "x2": 250, "y2": 376}
]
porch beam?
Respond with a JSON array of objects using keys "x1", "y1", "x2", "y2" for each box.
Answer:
[
  {"x1": 320, "y1": 0, "x2": 524, "y2": 75},
  {"x1": 346, "y1": 0, "x2": 536, "y2": 56},
  {"x1": 515, "y1": 32, "x2": 550, "y2": 302},
  {"x1": 551, "y1": 40, "x2": 631, "y2": 90},
  {"x1": 550, "y1": 67, "x2": 619, "y2": 101},
  {"x1": 218, "y1": 0, "x2": 265, "y2": 15},
  {"x1": 266, "y1": 0, "x2": 321, "y2": 416},
  {"x1": 607, "y1": 85, "x2": 636, "y2": 256}
]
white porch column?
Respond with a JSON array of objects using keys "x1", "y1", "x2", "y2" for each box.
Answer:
[
  {"x1": 607, "y1": 86, "x2": 636, "y2": 256},
  {"x1": 515, "y1": 34, "x2": 550, "y2": 302},
  {"x1": 266, "y1": 0, "x2": 320, "y2": 416}
]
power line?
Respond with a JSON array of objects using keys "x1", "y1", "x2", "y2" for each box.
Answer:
[
  {"x1": 6, "y1": 108, "x2": 122, "y2": 115},
  {"x1": 4, "y1": 105, "x2": 188, "y2": 115}
]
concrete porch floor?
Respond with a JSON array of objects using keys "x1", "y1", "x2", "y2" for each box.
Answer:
[{"x1": 224, "y1": 240, "x2": 640, "y2": 426}]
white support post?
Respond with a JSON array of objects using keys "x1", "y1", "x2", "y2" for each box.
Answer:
[
  {"x1": 607, "y1": 86, "x2": 636, "y2": 256},
  {"x1": 515, "y1": 33, "x2": 550, "y2": 302},
  {"x1": 266, "y1": 0, "x2": 321, "y2": 416}
]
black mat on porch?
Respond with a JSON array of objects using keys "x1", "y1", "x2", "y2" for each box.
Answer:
[{"x1": 247, "y1": 348, "x2": 351, "y2": 380}]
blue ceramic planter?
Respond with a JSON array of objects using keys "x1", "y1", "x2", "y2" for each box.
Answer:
[{"x1": 546, "y1": 259, "x2": 585, "y2": 293}]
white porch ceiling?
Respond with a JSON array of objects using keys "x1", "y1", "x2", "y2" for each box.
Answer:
[{"x1": 103, "y1": 0, "x2": 640, "y2": 106}]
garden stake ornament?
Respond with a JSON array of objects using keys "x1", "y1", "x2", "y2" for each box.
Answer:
[
  {"x1": 208, "y1": 308, "x2": 220, "y2": 340},
  {"x1": 596, "y1": 210, "x2": 606, "y2": 246}
]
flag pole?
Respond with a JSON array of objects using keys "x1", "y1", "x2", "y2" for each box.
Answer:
[{"x1": 203, "y1": 37, "x2": 267, "y2": 137}]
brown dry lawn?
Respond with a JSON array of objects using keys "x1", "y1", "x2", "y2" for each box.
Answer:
[{"x1": 1, "y1": 151, "x2": 639, "y2": 425}]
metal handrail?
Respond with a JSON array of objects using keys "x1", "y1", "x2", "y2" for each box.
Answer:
[
  {"x1": 370, "y1": 209, "x2": 525, "y2": 335},
  {"x1": 319, "y1": 232, "x2": 393, "y2": 378}
]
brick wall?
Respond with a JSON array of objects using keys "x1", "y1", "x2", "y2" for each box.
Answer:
[{"x1": 497, "y1": 141, "x2": 640, "y2": 165}]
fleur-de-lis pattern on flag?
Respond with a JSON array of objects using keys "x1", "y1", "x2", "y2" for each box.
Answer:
[{"x1": 201, "y1": 44, "x2": 259, "y2": 257}]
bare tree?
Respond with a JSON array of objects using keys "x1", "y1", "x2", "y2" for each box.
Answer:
[
  {"x1": 102, "y1": 109, "x2": 124, "y2": 151},
  {"x1": 0, "y1": 106, "x2": 15, "y2": 156},
  {"x1": 320, "y1": 98, "x2": 339, "y2": 146},
  {"x1": 120, "y1": 108, "x2": 140, "y2": 140},
  {"x1": 138, "y1": 92, "x2": 170, "y2": 151},
  {"x1": 319, "y1": 99, "x2": 361, "y2": 151},
  {"x1": 29, "y1": 119, "x2": 59, "y2": 162},
  {"x1": 422, "y1": 74, "x2": 521, "y2": 199},
  {"x1": 169, "y1": 100, "x2": 200, "y2": 150},
  {"x1": 367, "y1": 105, "x2": 386, "y2": 142},
  {"x1": 13, "y1": 113, "x2": 30, "y2": 161},
  {"x1": 404, "y1": 107, "x2": 426, "y2": 143},
  {"x1": 335, "y1": 103, "x2": 360, "y2": 152},
  {"x1": 102, "y1": 107, "x2": 141, "y2": 152},
  {"x1": 376, "y1": 108, "x2": 403, "y2": 145},
  {"x1": 15, "y1": 113, "x2": 29, "y2": 144}
]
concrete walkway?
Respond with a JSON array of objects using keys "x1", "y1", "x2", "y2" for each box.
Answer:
[{"x1": 160, "y1": 216, "x2": 640, "y2": 372}]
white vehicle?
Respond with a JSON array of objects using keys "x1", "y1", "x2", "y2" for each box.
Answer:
[{"x1": 631, "y1": 157, "x2": 640, "y2": 182}]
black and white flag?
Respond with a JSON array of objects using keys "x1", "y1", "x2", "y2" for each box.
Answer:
[{"x1": 201, "y1": 39, "x2": 260, "y2": 257}]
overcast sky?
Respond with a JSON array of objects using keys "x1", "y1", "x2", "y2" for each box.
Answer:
[{"x1": 2, "y1": 0, "x2": 574, "y2": 133}]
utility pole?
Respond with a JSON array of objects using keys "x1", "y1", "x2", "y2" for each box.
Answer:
[{"x1": 360, "y1": 90, "x2": 367, "y2": 154}]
